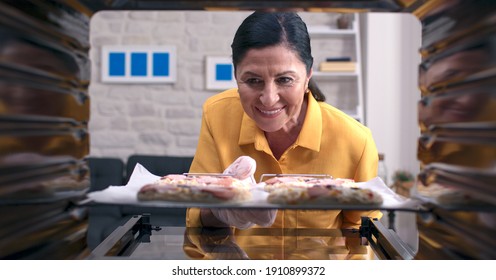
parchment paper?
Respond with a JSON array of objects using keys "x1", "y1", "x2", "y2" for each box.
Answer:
[{"x1": 87, "y1": 163, "x2": 420, "y2": 210}]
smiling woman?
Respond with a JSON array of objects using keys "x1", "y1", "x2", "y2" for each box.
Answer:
[
  {"x1": 186, "y1": 11, "x2": 382, "y2": 260},
  {"x1": 1, "y1": 0, "x2": 494, "y2": 264}
]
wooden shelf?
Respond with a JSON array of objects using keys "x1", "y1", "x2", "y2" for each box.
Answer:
[
  {"x1": 308, "y1": 14, "x2": 365, "y2": 124},
  {"x1": 313, "y1": 71, "x2": 358, "y2": 77},
  {"x1": 307, "y1": 25, "x2": 356, "y2": 36}
]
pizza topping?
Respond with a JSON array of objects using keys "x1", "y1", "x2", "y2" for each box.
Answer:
[
  {"x1": 265, "y1": 177, "x2": 383, "y2": 205},
  {"x1": 139, "y1": 183, "x2": 177, "y2": 193},
  {"x1": 139, "y1": 172, "x2": 383, "y2": 205},
  {"x1": 263, "y1": 177, "x2": 358, "y2": 193},
  {"x1": 307, "y1": 185, "x2": 331, "y2": 198},
  {"x1": 161, "y1": 174, "x2": 188, "y2": 180},
  {"x1": 265, "y1": 176, "x2": 316, "y2": 184},
  {"x1": 137, "y1": 174, "x2": 253, "y2": 203},
  {"x1": 195, "y1": 185, "x2": 237, "y2": 200}
]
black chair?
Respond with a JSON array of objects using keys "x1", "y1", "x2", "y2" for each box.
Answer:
[
  {"x1": 87, "y1": 157, "x2": 125, "y2": 191},
  {"x1": 86, "y1": 157, "x2": 126, "y2": 249},
  {"x1": 125, "y1": 154, "x2": 194, "y2": 182},
  {"x1": 121, "y1": 154, "x2": 194, "y2": 231},
  {"x1": 86, "y1": 155, "x2": 194, "y2": 250}
]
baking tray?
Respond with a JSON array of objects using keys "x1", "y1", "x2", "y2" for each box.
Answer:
[{"x1": 84, "y1": 163, "x2": 421, "y2": 211}]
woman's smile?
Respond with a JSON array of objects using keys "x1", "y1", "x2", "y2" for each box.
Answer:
[{"x1": 257, "y1": 106, "x2": 285, "y2": 117}]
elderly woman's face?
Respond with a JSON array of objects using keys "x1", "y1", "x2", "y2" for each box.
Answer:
[
  {"x1": 235, "y1": 45, "x2": 311, "y2": 133},
  {"x1": 419, "y1": 49, "x2": 491, "y2": 126}
]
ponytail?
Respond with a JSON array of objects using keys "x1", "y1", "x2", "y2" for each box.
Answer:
[{"x1": 308, "y1": 78, "x2": 325, "y2": 102}]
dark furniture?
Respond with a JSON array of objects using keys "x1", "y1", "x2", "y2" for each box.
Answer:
[
  {"x1": 88, "y1": 157, "x2": 125, "y2": 192},
  {"x1": 126, "y1": 155, "x2": 194, "y2": 182},
  {"x1": 86, "y1": 155, "x2": 193, "y2": 249}
]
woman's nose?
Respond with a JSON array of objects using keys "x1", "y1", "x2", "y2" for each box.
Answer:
[{"x1": 259, "y1": 82, "x2": 279, "y2": 106}]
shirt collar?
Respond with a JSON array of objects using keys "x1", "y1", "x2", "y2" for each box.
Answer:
[{"x1": 238, "y1": 93, "x2": 322, "y2": 152}]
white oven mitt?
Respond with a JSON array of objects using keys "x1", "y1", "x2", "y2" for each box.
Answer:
[{"x1": 210, "y1": 156, "x2": 277, "y2": 230}]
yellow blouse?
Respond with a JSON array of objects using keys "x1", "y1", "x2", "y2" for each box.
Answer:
[{"x1": 185, "y1": 88, "x2": 382, "y2": 259}]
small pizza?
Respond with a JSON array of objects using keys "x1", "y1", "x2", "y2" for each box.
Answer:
[
  {"x1": 263, "y1": 176, "x2": 357, "y2": 192},
  {"x1": 264, "y1": 177, "x2": 382, "y2": 205},
  {"x1": 137, "y1": 174, "x2": 252, "y2": 203}
]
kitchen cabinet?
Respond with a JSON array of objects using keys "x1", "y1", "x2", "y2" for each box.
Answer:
[{"x1": 308, "y1": 13, "x2": 365, "y2": 123}]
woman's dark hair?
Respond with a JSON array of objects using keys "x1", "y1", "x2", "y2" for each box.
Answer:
[{"x1": 231, "y1": 11, "x2": 326, "y2": 102}]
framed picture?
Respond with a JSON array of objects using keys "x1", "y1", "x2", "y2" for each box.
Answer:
[
  {"x1": 101, "y1": 45, "x2": 176, "y2": 83},
  {"x1": 206, "y1": 56, "x2": 237, "y2": 90}
]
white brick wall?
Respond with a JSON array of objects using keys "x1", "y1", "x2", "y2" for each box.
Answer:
[{"x1": 89, "y1": 11, "x2": 346, "y2": 162}]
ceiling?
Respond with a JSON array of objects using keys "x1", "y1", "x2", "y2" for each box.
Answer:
[{"x1": 77, "y1": 0, "x2": 425, "y2": 13}]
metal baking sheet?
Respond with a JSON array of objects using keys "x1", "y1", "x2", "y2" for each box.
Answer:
[
  {"x1": 85, "y1": 197, "x2": 420, "y2": 211},
  {"x1": 85, "y1": 163, "x2": 420, "y2": 211}
]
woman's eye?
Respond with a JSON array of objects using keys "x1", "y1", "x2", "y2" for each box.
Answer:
[
  {"x1": 277, "y1": 77, "x2": 293, "y2": 85},
  {"x1": 246, "y1": 78, "x2": 262, "y2": 85}
]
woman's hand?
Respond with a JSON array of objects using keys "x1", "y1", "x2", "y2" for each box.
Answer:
[
  {"x1": 201, "y1": 207, "x2": 277, "y2": 229},
  {"x1": 223, "y1": 155, "x2": 257, "y2": 183},
  {"x1": 210, "y1": 208, "x2": 277, "y2": 229},
  {"x1": 200, "y1": 156, "x2": 277, "y2": 229}
]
